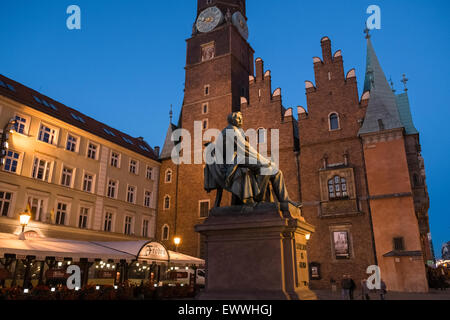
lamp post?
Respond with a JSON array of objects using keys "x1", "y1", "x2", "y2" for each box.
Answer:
[
  {"x1": 0, "y1": 118, "x2": 17, "y2": 168},
  {"x1": 18, "y1": 211, "x2": 31, "y2": 240},
  {"x1": 174, "y1": 237, "x2": 181, "y2": 252}
]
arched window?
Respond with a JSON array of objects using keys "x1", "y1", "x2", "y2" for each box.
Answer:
[
  {"x1": 165, "y1": 169, "x2": 172, "y2": 183},
  {"x1": 164, "y1": 195, "x2": 171, "y2": 210},
  {"x1": 329, "y1": 113, "x2": 340, "y2": 131},
  {"x1": 162, "y1": 225, "x2": 169, "y2": 241},
  {"x1": 328, "y1": 176, "x2": 348, "y2": 200}
]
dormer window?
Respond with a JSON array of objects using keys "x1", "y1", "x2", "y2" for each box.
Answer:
[{"x1": 329, "y1": 113, "x2": 340, "y2": 131}]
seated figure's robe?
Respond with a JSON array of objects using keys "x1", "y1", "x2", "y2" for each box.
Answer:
[{"x1": 205, "y1": 124, "x2": 279, "y2": 204}]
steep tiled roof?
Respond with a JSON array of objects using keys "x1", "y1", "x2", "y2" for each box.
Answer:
[
  {"x1": 359, "y1": 38, "x2": 404, "y2": 135},
  {"x1": 396, "y1": 93, "x2": 419, "y2": 135},
  {"x1": 160, "y1": 123, "x2": 178, "y2": 160},
  {"x1": 0, "y1": 74, "x2": 158, "y2": 161}
]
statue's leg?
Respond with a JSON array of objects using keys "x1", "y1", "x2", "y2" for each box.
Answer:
[
  {"x1": 214, "y1": 188, "x2": 223, "y2": 208},
  {"x1": 270, "y1": 171, "x2": 290, "y2": 203}
]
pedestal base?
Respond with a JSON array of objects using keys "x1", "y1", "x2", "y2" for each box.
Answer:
[{"x1": 195, "y1": 203, "x2": 316, "y2": 301}]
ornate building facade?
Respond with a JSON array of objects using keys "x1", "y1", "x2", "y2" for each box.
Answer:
[{"x1": 156, "y1": 0, "x2": 432, "y2": 292}]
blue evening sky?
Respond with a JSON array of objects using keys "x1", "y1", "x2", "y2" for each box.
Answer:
[{"x1": 0, "y1": 1, "x2": 448, "y2": 257}]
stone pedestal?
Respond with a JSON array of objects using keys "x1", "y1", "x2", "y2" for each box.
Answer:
[{"x1": 195, "y1": 203, "x2": 316, "y2": 300}]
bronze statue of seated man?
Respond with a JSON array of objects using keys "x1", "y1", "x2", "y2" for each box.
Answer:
[{"x1": 204, "y1": 112, "x2": 300, "y2": 209}]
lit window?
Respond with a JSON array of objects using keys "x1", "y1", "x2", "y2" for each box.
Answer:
[
  {"x1": 61, "y1": 167, "x2": 74, "y2": 187},
  {"x1": 66, "y1": 135, "x2": 78, "y2": 152},
  {"x1": 124, "y1": 216, "x2": 133, "y2": 235},
  {"x1": 110, "y1": 152, "x2": 120, "y2": 168},
  {"x1": 127, "y1": 186, "x2": 136, "y2": 204},
  {"x1": 329, "y1": 113, "x2": 340, "y2": 131},
  {"x1": 38, "y1": 124, "x2": 57, "y2": 145},
  {"x1": 107, "y1": 180, "x2": 117, "y2": 199},
  {"x1": 144, "y1": 191, "x2": 152, "y2": 208},
  {"x1": 0, "y1": 192, "x2": 12, "y2": 217},
  {"x1": 164, "y1": 195, "x2": 170, "y2": 210},
  {"x1": 14, "y1": 115, "x2": 28, "y2": 134},
  {"x1": 104, "y1": 212, "x2": 113, "y2": 232},
  {"x1": 142, "y1": 220, "x2": 149, "y2": 238},
  {"x1": 87, "y1": 143, "x2": 98, "y2": 160},
  {"x1": 162, "y1": 225, "x2": 170, "y2": 241},
  {"x1": 55, "y1": 202, "x2": 67, "y2": 225},
  {"x1": 83, "y1": 173, "x2": 94, "y2": 193},
  {"x1": 328, "y1": 176, "x2": 348, "y2": 200},
  {"x1": 3, "y1": 151, "x2": 20, "y2": 173},
  {"x1": 32, "y1": 158, "x2": 52, "y2": 182},
  {"x1": 333, "y1": 231, "x2": 351, "y2": 260},
  {"x1": 199, "y1": 201, "x2": 210, "y2": 218},
  {"x1": 78, "y1": 207, "x2": 89, "y2": 229},
  {"x1": 28, "y1": 197, "x2": 45, "y2": 222}
]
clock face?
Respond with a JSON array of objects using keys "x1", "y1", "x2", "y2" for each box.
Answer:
[
  {"x1": 196, "y1": 7, "x2": 224, "y2": 33},
  {"x1": 232, "y1": 11, "x2": 249, "y2": 40}
]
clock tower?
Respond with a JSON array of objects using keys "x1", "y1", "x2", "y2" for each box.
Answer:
[{"x1": 157, "y1": 0, "x2": 255, "y2": 257}]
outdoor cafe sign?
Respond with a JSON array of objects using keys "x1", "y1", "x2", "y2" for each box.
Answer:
[{"x1": 138, "y1": 242, "x2": 169, "y2": 262}]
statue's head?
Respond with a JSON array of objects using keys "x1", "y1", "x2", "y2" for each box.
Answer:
[{"x1": 227, "y1": 112, "x2": 243, "y2": 128}]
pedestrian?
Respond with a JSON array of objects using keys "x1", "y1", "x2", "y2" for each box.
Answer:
[
  {"x1": 348, "y1": 276, "x2": 356, "y2": 300},
  {"x1": 341, "y1": 275, "x2": 351, "y2": 300},
  {"x1": 361, "y1": 279, "x2": 370, "y2": 300},
  {"x1": 379, "y1": 279, "x2": 387, "y2": 300}
]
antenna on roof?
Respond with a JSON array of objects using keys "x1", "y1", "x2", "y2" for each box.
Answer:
[
  {"x1": 169, "y1": 104, "x2": 173, "y2": 123},
  {"x1": 401, "y1": 74, "x2": 409, "y2": 92}
]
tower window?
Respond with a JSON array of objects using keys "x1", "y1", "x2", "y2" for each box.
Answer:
[
  {"x1": 165, "y1": 169, "x2": 172, "y2": 183},
  {"x1": 329, "y1": 113, "x2": 340, "y2": 131},
  {"x1": 164, "y1": 195, "x2": 171, "y2": 210},
  {"x1": 204, "y1": 85, "x2": 210, "y2": 96},
  {"x1": 328, "y1": 176, "x2": 348, "y2": 200},
  {"x1": 162, "y1": 225, "x2": 170, "y2": 241},
  {"x1": 202, "y1": 103, "x2": 208, "y2": 114},
  {"x1": 393, "y1": 237, "x2": 405, "y2": 251},
  {"x1": 203, "y1": 119, "x2": 209, "y2": 130}
]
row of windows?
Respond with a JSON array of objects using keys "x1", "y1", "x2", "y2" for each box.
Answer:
[
  {"x1": 12, "y1": 114, "x2": 155, "y2": 179},
  {"x1": 3, "y1": 152, "x2": 154, "y2": 208},
  {"x1": 0, "y1": 191, "x2": 151, "y2": 237}
]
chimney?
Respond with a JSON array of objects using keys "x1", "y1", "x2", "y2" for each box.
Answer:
[{"x1": 154, "y1": 146, "x2": 160, "y2": 157}]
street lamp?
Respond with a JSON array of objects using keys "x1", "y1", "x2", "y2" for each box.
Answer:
[
  {"x1": 174, "y1": 237, "x2": 181, "y2": 252},
  {"x1": 18, "y1": 211, "x2": 31, "y2": 240}
]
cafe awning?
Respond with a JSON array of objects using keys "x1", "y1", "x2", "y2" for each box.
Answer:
[{"x1": 0, "y1": 233, "x2": 205, "y2": 266}]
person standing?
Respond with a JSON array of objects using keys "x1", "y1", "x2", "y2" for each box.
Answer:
[
  {"x1": 361, "y1": 279, "x2": 370, "y2": 300},
  {"x1": 341, "y1": 275, "x2": 350, "y2": 300},
  {"x1": 348, "y1": 276, "x2": 356, "y2": 300},
  {"x1": 379, "y1": 279, "x2": 387, "y2": 300}
]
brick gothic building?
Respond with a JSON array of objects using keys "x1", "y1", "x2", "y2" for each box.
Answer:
[{"x1": 156, "y1": 0, "x2": 432, "y2": 292}]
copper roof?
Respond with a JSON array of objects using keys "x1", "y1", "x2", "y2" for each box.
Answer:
[{"x1": 0, "y1": 74, "x2": 158, "y2": 161}]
